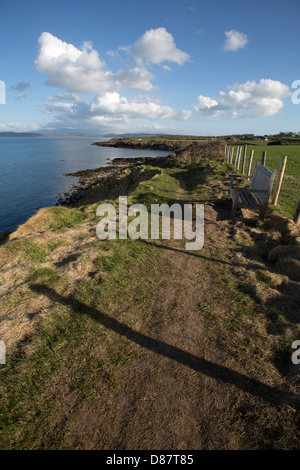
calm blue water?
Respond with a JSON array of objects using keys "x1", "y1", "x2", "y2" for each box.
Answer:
[{"x1": 0, "y1": 137, "x2": 170, "y2": 235}]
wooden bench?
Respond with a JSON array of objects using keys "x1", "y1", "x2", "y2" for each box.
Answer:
[{"x1": 229, "y1": 163, "x2": 276, "y2": 220}]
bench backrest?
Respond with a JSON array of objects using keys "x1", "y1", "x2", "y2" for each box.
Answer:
[{"x1": 250, "y1": 163, "x2": 276, "y2": 203}]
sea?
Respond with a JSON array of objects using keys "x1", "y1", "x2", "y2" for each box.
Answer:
[{"x1": 0, "y1": 137, "x2": 170, "y2": 235}]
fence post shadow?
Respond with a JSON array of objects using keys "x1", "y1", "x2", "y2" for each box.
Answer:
[{"x1": 30, "y1": 284, "x2": 299, "y2": 410}]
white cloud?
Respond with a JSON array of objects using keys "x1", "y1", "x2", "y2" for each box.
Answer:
[
  {"x1": 35, "y1": 32, "x2": 118, "y2": 93},
  {"x1": 35, "y1": 31, "x2": 193, "y2": 131},
  {"x1": 47, "y1": 92, "x2": 81, "y2": 102},
  {"x1": 223, "y1": 30, "x2": 248, "y2": 52},
  {"x1": 115, "y1": 66, "x2": 156, "y2": 91},
  {"x1": 193, "y1": 95, "x2": 221, "y2": 117},
  {"x1": 41, "y1": 89, "x2": 192, "y2": 134},
  {"x1": 138, "y1": 123, "x2": 168, "y2": 131},
  {"x1": 36, "y1": 30, "x2": 191, "y2": 95},
  {"x1": 44, "y1": 102, "x2": 75, "y2": 114},
  {"x1": 133, "y1": 27, "x2": 190, "y2": 65},
  {"x1": 194, "y1": 79, "x2": 291, "y2": 118},
  {"x1": 41, "y1": 91, "x2": 191, "y2": 131},
  {"x1": 0, "y1": 122, "x2": 41, "y2": 132},
  {"x1": 90, "y1": 92, "x2": 185, "y2": 120}
]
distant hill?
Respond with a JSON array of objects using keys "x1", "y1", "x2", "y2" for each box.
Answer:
[
  {"x1": 103, "y1": 133, "x2": 158, "y2": 138},
  {"x1": 0, "y1": 132, "x2": 43, "y2": 137},
  {"x1": 0, "y1": 132, "x2": 103, "y2": 138}
]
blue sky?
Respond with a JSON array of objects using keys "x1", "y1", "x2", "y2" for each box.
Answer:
[{"x1": 1, "y1": 0, "x2": 300, "y2": 135}]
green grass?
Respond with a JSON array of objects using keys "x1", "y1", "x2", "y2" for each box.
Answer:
[
  {"x1": 129, "y1": 166, "x2": 182, "y2": 208},
  {"x1": 5, "y1": 239, "x2": 49, "y2": 263},
  {"x1": 0, "y1": 236, "x2": 167, "y2": 448},
  {"x1": 229, "y1": 143, "x2": 300, "y2": 218},
  {"x1": 48, "y1": 206, "x2": 87, "y2": 230},
  {"x1": 0, "y1": 305, "x2": 109, "y2": 448},
  {"x1": 27, "y1": 267, "x2": 59, "y2": 285},
  {"x1": 111, "y1": 135, "x2": 210, "y2": 150}
]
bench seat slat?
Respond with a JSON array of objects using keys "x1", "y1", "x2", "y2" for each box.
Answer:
[{"x1": 238, "y1": 190, "x2": 259, "y2": 207}]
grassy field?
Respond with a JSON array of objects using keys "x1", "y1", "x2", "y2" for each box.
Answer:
[{"x1": 228, "y1": 142, "x2": 300, "y2": 219}]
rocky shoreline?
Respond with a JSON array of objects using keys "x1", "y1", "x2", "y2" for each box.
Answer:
[
  {"x1": 57, "y1": 155, "x2": 167, "y2": 206},
  {"x1": 57, "y1": 138, "x2": 226, "y2": 206}
]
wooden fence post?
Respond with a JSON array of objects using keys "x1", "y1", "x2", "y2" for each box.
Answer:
[
  {"x1": 241, "y1": 145, "x2": 247, "y2": 174},
  {"x1": 234, "y1": 147, "x2": 239, "y2": 167},
  {"x1": 293, "y1": 199, "x2": 300, "y2": 224},
  {"x1": 227, "y1": 146, "x2": 230, "y2": 163},
  {"x1": 271, "y1": 155, "x2": 287, "y2": 205},
  {"x1": 230, "y1": 147, "x2": 234, "y2": 164},
  {"x1": 236, "y1": 147, "x2": 242, "y2": 171},
  {"x1": 261, "y1": 150, "x2": 267, "y2": 166},
  {"x1": 247, "y1": 149, "x2": 254, "y2": 177}
]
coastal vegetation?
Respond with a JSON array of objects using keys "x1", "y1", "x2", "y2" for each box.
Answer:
[
  {"x1": 0, "y1": 138, "x2": 299, "y2": 450},
  {"x1": 92, "y1": 134, "x2": 210, "y2": 152}
]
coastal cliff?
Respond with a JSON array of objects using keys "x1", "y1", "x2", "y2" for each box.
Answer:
[{"x1": 92, "y1": 134, "x2": 210, "y2": 152}]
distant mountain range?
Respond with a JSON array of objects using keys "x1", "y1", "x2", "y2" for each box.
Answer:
[{"x1": 0, "y1": 131, "x2": 159, "y2": 138}]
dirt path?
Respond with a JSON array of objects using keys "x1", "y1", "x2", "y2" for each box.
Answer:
[{"x1": 56, "y1": 179, "x2": 299, "y2": 450}]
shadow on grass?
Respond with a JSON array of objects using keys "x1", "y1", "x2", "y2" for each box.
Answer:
[
  {"x1": 140, "y1": 239, "x2": 261, "y2": 270},
  {"x1": 30, "y1": 283, "x2": 300, "y2": 409}
]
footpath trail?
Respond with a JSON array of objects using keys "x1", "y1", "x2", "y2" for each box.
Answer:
[
  {"x1": 53, "y1": 174, "x2": 299, "y2": 450},
  {"x1": 0, "y1": 164, "x2": 299, "y2": 450}
]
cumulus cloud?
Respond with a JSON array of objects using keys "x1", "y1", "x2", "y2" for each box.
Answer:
[
  {"x1": 133, "y1": 27, "x2": 190, "y2": 65},
  {"x1": 222, "y1": 30, "x2": 248, "y2": 52},
  {"x1": 90, "y1": 92, "x2": 190, "y2": 120},
  {"x1": 194, "y1": 79, "x2": 291, "y2": 118},
  {"x1": 35, "y1": 31, "x2": 192, "y2": 130},
  {"x1": 115, "y1": 66, "x2": 156, "y2": 91},
  {"x1": 193, "y1": 95, "x2": 221, "y2": 117},
  {"x1": 35, "y1": 32, "x2": 175, "y2": 93},
  {"x1": 42, "y1": 91, "x2": 191, "y2": 130},
  {"x1": 35, "y1": 32, "x2": 118, "y2": 93}
]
